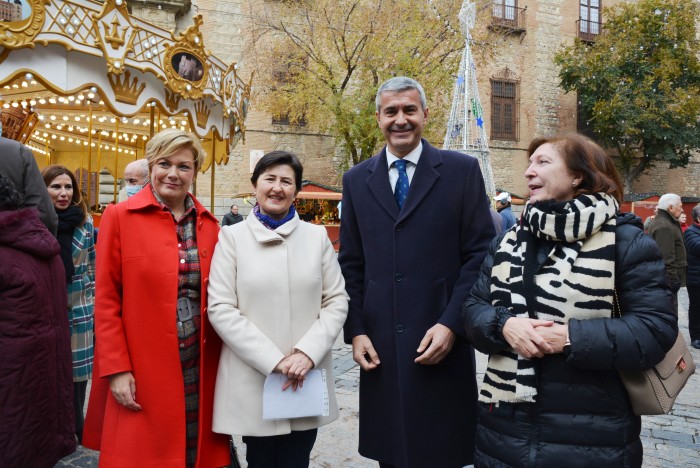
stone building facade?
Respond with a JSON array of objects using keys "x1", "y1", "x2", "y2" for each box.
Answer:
[{"x1": 129, "y1": 0, "x2": 699, "y2": 216}]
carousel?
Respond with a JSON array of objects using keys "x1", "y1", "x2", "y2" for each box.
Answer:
[{"x1": 0, "y1": 0, "x2": 251, "y2": 215}]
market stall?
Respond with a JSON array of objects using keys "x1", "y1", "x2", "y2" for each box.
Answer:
[
  {"x1": 0, "y1": 0, "x2": 251, "y2": 214},
  {"x1": 295, "y1": 182, "x2": 342, "y2": 250}
]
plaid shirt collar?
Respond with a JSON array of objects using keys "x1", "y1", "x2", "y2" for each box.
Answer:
[{"x1": 150, "y1": 185, "x2": 197, "y2": 219}]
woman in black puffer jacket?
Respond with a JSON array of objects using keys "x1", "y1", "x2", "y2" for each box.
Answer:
[{"x1": 462, "y1": 134, "x2": 677, "y2": 468}]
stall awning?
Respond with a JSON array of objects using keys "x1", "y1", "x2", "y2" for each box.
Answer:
[{"x1": 296, "y1": 191, "x2": 342, "y2": 200}]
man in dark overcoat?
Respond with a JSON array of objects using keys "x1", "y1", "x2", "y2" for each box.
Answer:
[{"x1": 338, "y1": 77, "x2": 495, "y2": 467}]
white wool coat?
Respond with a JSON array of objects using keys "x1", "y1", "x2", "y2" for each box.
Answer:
[{"x1": 207, "y1": 212, "x2": 348, "y2": 436}]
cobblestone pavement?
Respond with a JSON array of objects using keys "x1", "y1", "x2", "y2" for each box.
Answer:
[{"x1": 57, "y1": 290, "x2": 700, "y2": 467}]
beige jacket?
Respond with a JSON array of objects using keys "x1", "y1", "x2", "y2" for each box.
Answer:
[{"x1": 207, "y1": 213, "x2": 348, "y2": 436}]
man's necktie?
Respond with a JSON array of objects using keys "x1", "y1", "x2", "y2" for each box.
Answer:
[{"x1": 394, "y1": 159, "x2": 409, "y2": 209}]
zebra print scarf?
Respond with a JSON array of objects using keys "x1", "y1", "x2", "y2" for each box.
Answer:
[{"x1": 480, "y1": 193, "x2": 619, "y2": 404}]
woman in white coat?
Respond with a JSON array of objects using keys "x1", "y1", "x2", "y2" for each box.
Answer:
[{"x1": 208, "y1": 151, "x2": 348, "y2": 468}]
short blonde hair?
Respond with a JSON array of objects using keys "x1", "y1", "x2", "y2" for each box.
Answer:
[{"x1": 145, "y1": 129, "x2": 205, "y2": 174}]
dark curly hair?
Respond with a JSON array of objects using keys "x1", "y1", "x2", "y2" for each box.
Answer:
[{"x1": 0, "y1": 174, "x2": 24, "y2": 211}]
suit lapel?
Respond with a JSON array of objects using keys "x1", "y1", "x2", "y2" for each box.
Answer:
[
  {"x1": 397, "y1": 140, "x2": 441, "y2": 223},
  {"x1": 366, "y1": 150, "x2": 400, "y2": 220}
]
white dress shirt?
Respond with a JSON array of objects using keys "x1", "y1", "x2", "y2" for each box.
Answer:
[{"x1": 386, "y1": 142, "x2": 422, "y2": 194}]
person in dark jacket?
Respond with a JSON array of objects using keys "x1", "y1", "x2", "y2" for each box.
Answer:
[
  {"x1": 221, "y1": 203, "x2": 244, "y2": 226},
  {"x1": 683, "y1": 204, "x2": 700, "y2": 349},
  {"x1": 0, "y1": 136, "x2": 57, "y2": 234},
  {"x1": 0, "y1": 174, "x2": 75, "y2": 467},
  {"x1": 462, "y1": 134, "x2": 677, "y2": 467},
  {"x1": 648, "y1": 193, "x2": 687, "y2": 314}
]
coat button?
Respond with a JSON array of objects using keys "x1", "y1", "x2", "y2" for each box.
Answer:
[
  {"x1": 396, "y1": 224, "x2": 403, "y2": 232},
  {"x1": 396, "y1": 325, "x2": 404, "y2": 333},
  {"x1": 201, "y1": 249, "x2": 207, "y2": 258},
  {"x1": 394, "y1": 273, "x2": 403, "y2": 282}
]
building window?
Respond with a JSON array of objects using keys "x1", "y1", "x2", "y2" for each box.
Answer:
[
  {"x1": 491, "y1": 0, "x2": 526, "y2": 31},
  {"x1": 490, "y1": 70, "x2": 519, "y2": 141},
  {"x1": 270, "y1": 64, "x2": 307, "y2": 127},
  {"x1": 579, "y1": 0, "x2": 601, "y2": 41}
]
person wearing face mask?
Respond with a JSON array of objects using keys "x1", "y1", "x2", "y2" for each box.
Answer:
[
  {"x1": 41, "y1": 165, "x2": 96, "y2": 445},
  {"x1": 207, "y1": 151, "x2": 348, "y2": 468},
  {"x1": 117, "y1": 159, "x2": 149, "y2": 202},
  {"x1": 462, "y1": 134, "x2": 677, "y2": 467},
  {"x1": 83, "y1": 129, "x2": 231, "y2": 467}
]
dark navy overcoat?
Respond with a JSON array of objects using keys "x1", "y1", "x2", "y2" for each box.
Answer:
[{"x1": 339, "y1": 140, "x2": 495, "y2": 467}]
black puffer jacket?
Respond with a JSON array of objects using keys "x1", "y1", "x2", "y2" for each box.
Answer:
[
  {"x1": 462, "y1": 213, "x2": 677, "y2": 468},
  {"x1": 683, "y1": 223, "x2": 700, "y2": 286}
]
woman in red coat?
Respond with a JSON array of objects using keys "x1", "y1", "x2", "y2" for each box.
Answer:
[{"x1": 83, "y1": 129, "x2": 230, "y2": 467}]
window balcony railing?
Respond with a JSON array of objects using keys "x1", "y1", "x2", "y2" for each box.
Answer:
[
  {"x1": 576, "y1": 18, "x2": 602, "y2": 42},
  {"x1": 490, "y1": 5, "x2": 527, "y2": 33}
]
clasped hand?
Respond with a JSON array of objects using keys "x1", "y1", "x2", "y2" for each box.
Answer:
[
  {"x1": 274, "y1": 350, "x2": 314, "y2": 391},
  {"x1": 502, "y1": 317, "x2": 568, "y2": 358}
]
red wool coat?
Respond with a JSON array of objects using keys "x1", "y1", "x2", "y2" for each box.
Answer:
[{"x1": 83, "y1": 187, "x2": 230, "y2": 467}]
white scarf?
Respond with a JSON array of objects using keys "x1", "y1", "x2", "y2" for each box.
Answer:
[{"x1": 480, "y1": 193, "x2": 619, "y2": 404}]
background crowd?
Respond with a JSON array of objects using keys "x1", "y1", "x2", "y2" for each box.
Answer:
[{"x1": 0, "y1": 76, "x2": 692, "y2": 468}]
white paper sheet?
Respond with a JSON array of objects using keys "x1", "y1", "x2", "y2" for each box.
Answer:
[{"x1": 262, "y1": 369, "x2": 330, "y2": 420}]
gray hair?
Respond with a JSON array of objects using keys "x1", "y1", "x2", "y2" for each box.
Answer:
[
  {"x1": 691, "y1": 204, "x2": 700, "y2": 223},
  {"x1": 126, "y1": 158, "x2": 149, "y2": 178},
  {"x1": 658, "y1": 193, "x2": 681, "y2": 210},
  {"x1": 375, "y1": 77, "x2": 427, "y2": 111}
]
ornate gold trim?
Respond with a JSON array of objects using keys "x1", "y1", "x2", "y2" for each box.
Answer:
[
  {"x1": 0, "y1": 0, "x2": 50, "y2": 50},
  {"x1": 164, "y1": 88, "x2": 181, "y2": 112},
  {"x1": 91, "y1": 0, "x2": 137, "y2": 75},
  {"x1": 194, "y1": 99, "x2": 211, "y2": 129},
  {"x1": 162, "y1": 15, "x2": 209, "y2": 100},
  {"x1": 108, "y1": 69, "x2": 146, "y2": 105}
]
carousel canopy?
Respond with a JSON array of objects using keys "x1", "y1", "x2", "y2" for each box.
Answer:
[{"x1": 0, "y1": 0, "x2": 251, "y2": 171}]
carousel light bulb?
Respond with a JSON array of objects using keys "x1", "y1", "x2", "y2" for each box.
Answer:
[
  {"x1": 77, "y1": 95, "x2": 84, "y2": 101},
  {"x1": 122, "y1": 117, "x2": 128, "y2": 123},
  {"x1": 50, "y1": 115, "x2": 56, "y2": 120},
  {"x1": 67, "y1": 96, "x2": 75, "y2": 102},
  {"x1": 62, "y1": 116, "x2": 68, "y2": 121},
  {"x1": 58, "y1": 97, "x2": 65, "y2": 102},
  {"x1": 44, "y1": 123, "x2": 50, "y2": 128},
  {"x1": 21, "y1": 81, "x2": 28, "y2": 88},
  {"x1": 68, "y1": 138, "x2": 73, "y2": 142},
  {"x1": 10, "y1": 102, "x2": 17, "y2": 107},
  {"x1": 2, "y1": 103, "x2": 8, "y2": 109},
  {"x1": 49, "y1": 98, "x2": 56, "y2": 104},
  {"x1": 43, "y1": 133, "x2": 48, "y2": 137},
  {"x1": 133, "y1": 119, "x2": 140, "y2": 124},
  {"x1": 24, "y1": 73, "x2": 33, "y2": 80},
  {"x1": 110, "y1": 118, "x2": 116, "y2": 123},
  {"x1": 30, "y1": 100, "x2": 36, "y2": 106},
  {"x1": 56, "y1": 125, "x2": 63, "y2": 130},
  {"x1": 12, "y1": 84, "x2": 18, "y2": 89},
  {"x1": 75, "y1": 116, "x2": 81, "y2": 121},
  {"x1": 51, "y1": 135, "x2": 56, "y2": 139},
  {"x1": 112, "y1": 132, "x2": 117, "y2": 138},
  {"x1": 59, "y1": 136, "x2": 65, "y2": 141},
  {"x1": 142, "y1": 135, "x2": 147, "y2": 140},
  {"x1": 38, "y1": 115, "x2": 44, "y2": 120},
  {"x1": 87, "y1": 92, "x2": 94, "y2": 99},
  {"x1": 39, "y1": 98, "x2": 46, "y2": 104}
]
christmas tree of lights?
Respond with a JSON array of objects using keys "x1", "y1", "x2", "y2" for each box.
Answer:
[{"x1": 443, "y1": 1, "x2": 495, "y2": 197}]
